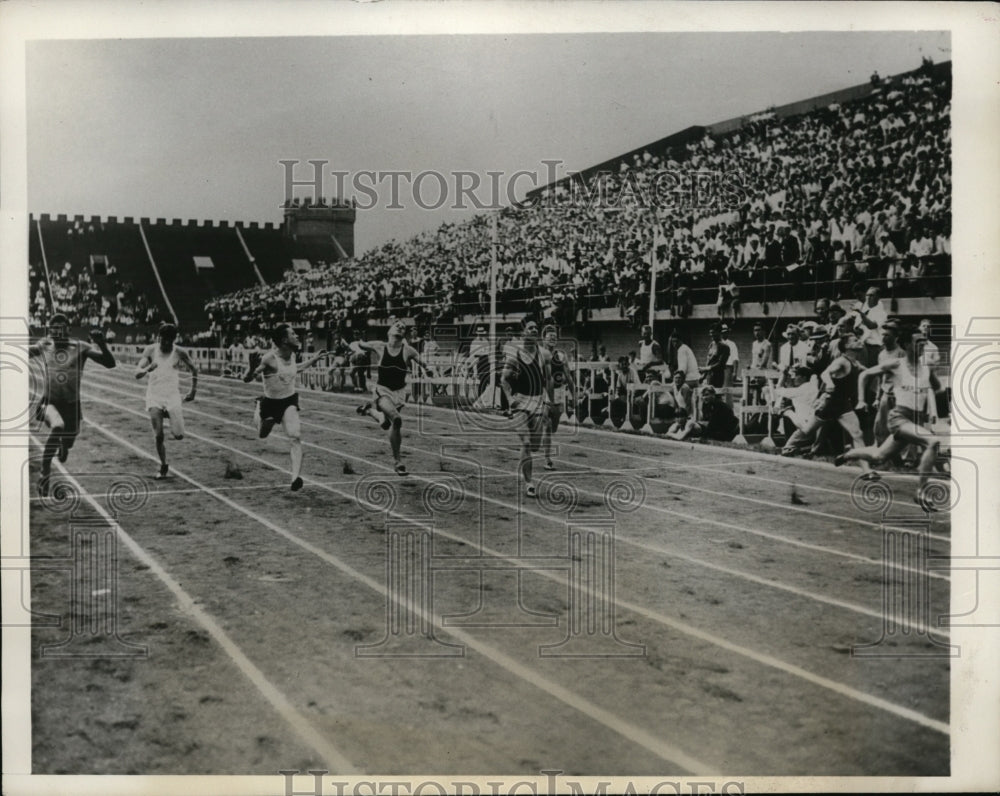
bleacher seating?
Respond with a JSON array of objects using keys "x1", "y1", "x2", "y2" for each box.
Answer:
[{"x1": 204, "y1": 60, "x2": 952, "y2": 336}]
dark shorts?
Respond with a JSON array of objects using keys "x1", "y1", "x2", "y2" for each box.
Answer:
[
  {"x1": 38, "y1": 400, "x2": 82, "y2": 436},
  {"x1": 813, "y1": 392, "x2": 849, "y2": 422},
  {"x1": 261, "y1": 393, "x2": 300, "y2": 423},
  {"x1": 888, "y1": 406, "x2": 926, "y2": 436}
]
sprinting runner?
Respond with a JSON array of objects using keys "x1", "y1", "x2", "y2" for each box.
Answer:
[
  {"x1": 500, "y1": 319, "x2": 553, "y2": 498},
  {"x1": 243, "y1": 325, "x2": 329, "y2": 491},
  {"x1": 540, "y1": 324, "x2": 577, "y2": 471},
  {"x1": 837, "y1": 322, "x2": 946, "y2": 510},
  {"x1": 29, "y1": 313, "x2": 116, "y2": 496},
  {"x1": 782, "y1": 331, "x2": 874, "y2": 476},
  {"x1": 135, "y1": 323, "x2": 198, "y2": 480},
  {"x1": 354, "y1": 321, "x2": 433, "y2": 476}
]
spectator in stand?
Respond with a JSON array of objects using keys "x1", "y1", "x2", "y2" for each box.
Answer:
[{"x1": 202, "y1": 62, "x2": 950, "y2": 340}]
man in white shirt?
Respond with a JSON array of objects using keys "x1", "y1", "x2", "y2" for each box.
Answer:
[
  {"x1": 853, "y1": 286, "x2": 888, "y2": 369},
  {"x1": 777, "y1": 324, "x2": 809, "y2": 382},
  {"x1": 918, "y1": 318, "x2": 941, "y2": 368},
  {"x1": 719, "y1": 323, "x2": 740, "y2": 403},
  {"x1": 667, "y1": 329, "x2": 701, "y2": 388}
]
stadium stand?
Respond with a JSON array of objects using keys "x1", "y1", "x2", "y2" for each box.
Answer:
[
  {"x1": 203, "y1": 60, "x2": 951, "y2": 345},
  {"x1": 30, "y1": 60, "x2": 951, "y2": 377}
]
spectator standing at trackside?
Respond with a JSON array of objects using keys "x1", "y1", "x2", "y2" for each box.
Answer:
[
  {"x1": 748, "y1": 321, "x2": 773, "y2": 409},
  {"x1": 636, "y1": 324, "x2": 665, "y2": 380},
  {"x1": 468, "y1": 325, "x2": 492, "y2": 400},
  {"x1": 703, "y1": 324, "x2": 730, "y2": 389},
  {"x1": 667, "y1": 329, "x2": 701, "y2": 388},
  {"x1": 777, "y1": 324, "x2": 809, "y2": 384},
  {"x1": 918, "y1": 318, "x2": 940, "y2": 369},
  {"x1": 825, "y1": 303, "x2": 847, "y2": 339},
  {"x1": 853, "y1": 286, "x2": 888, "y2": 369}
]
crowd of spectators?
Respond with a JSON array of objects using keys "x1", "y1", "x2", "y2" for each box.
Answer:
[
  {"x1": 29, "y1": 260, "x2": 160, "y2": 331},
  {"x1": 205, "y1": 60, "x2": 951, "y2": 337}
]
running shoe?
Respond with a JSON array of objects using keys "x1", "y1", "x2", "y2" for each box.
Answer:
[
  {"x1": 291, "y1": 477, "x2": 304, "y2": 492},
  {"x1": 155, "y1": 463, "x2": 169, "y2": 480},
  {"x1": 858, "y1": 470, "x2": 882, "y2": 482},
  {"x1": 394, "y1": 462, "x2": 408, "y2": 476},
  {"x1": 57, "y1": 439, "x2": 69, "y2": 463},
  {"x1": 525, "y1": 484, "x2": 537, "y2": 498},
  {"x1": 543, "y1": 459, "x2": 556, "y2": 471},
  {"x1": 833, "y1": 454, "x2": 847, "y2": 467}
]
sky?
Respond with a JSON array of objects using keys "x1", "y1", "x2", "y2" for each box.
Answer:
[{"x1": 26, "y1": 31, "x2": 951, "y2": 255}]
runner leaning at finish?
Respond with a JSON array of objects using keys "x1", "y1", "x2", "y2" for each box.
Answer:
[
  {"x1": 500, "y1": 319, "x2": 554, "y2": 498},
  {"x1": 354, "y1": 321, "x2": 433, "y2": 476},
  {"x1": 29, "y1": 313, "x2": 116, "y2": 497},
  {"x1": 243, "y1": 325, "x2": 329, "y2": 491},
  {"x1": 836, "y1": 322, "x2": 946, "y2": 511},
  {"x1": 135, "y1": 322, "x2": 197, "y2": 480}
]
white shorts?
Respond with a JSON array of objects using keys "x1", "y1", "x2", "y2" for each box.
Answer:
[
  {"x1": 374, "y1": 384, "x2": 407, "y2": 411},
  {"x1": 146, "y1": 390, "x2": 183, "y2": 415},
  {"x1": 146, "y1": 394, "x2": 185, "y2": 435}
]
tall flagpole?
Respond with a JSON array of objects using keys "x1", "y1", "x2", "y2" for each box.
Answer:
[
  {"x1": 489, "y1": 212, "x2": 499, "y2": 407},
  {"x1": 647, "y1": 231, "x2": 657, "y2": 331}
]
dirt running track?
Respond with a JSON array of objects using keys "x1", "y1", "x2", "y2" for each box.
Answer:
[{"x1": 27, "y1": 366, "x2": 951, "y2": 776}]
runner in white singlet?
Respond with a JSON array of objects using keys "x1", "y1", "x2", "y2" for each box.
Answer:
[
  {"x1": 243, "y1": 324, "x2": 330, "y2": 491},
  {"x1": 135, "y1": 323, "x2": 197, "y2": 479}
]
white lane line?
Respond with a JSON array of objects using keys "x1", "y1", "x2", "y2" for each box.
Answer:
[
  {"x1": 85, "y1": 378, "x2": 949, "y2": 585},
  {"x1": 27, "y1": 480, "x2": 362, "y2": 502},
  {"x1": 82, "y1": 397, "x2": 951, "y2": 735},
  {"x1": 36, "y1": 446, "x2": 361, "y2": 774},
  {"x1": 80, "y1": 419, "x2": 715, "y2": 774}
]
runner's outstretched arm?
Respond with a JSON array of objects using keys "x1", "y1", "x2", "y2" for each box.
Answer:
[
  {"x1": 84, "y1": 329, "x2": 116, "y2": 368},
  {"x1": 135, "y1": 346, "x2": 156, "y2": 380},
  {"x1": 297, "y1": 349, "x2": 330, "y2": 372}
]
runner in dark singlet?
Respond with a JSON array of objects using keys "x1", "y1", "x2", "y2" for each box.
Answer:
[
  {"x1": 782, "y1": 331, "x2": 874, "y2": 476},
  {"x1": 500, "y1": 319, "x2": 553, "y2": 498},
  {"x1": 29, "y1": 313, "x2": 116, "y2": 496},
  {"x1": 354, "y1": 321, "x2": 433, "y2": 476},
  {"x1": 540, "y1": 324, "x2": 577, "y2": 471}
]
